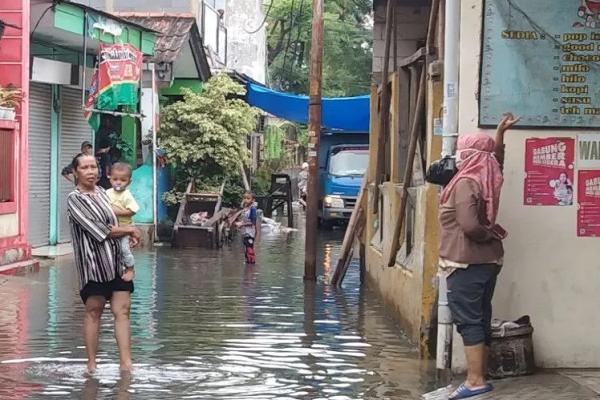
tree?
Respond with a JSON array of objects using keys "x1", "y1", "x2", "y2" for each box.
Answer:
[
  {"x1": 160, "y1": 74, "x2": 259, "y2": 206},
  {"x1": 267, "y1": 0, "x2": 373, "y2": 97}
]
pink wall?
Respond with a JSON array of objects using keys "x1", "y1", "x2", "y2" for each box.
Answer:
[{"x1": 0, "y1": 0, "x2": 31, "y2": 265}]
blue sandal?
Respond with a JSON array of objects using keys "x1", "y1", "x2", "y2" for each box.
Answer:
[{"x1": 449, "y1": 383, "x2": 494, "y2": 399}]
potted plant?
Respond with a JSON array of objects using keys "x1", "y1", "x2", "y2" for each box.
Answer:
[{"x1": 0, "y1": 85, "x2": 23, "y2": 120}]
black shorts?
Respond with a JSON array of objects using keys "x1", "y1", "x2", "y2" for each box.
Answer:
[
  {"x1": 447, "y1": 263, "x2": 499, "y2": 346},
  {"x1": 80, "y1": 275, "x2": 134, "y2": 304}
]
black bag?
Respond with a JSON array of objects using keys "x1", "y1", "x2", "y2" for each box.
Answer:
[{"x1": 425, "y1": 156, "x2": 457, "y2": 186}]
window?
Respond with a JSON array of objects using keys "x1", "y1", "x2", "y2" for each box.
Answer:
[
  {"x1": 328, "y1": 148, "x2": 369, "y2": 177},
  {"x1": 405, "y1": 188, "x2": 416, "y2": 257},
  {"x1": 0, "y1": 127, "x2": 16, "y2": 214}
]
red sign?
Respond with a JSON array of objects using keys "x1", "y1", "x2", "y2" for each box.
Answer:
[
  {"x1": 577, "y1": 170, "x2": 600, "y2": 237},
  {"x1": 524, "y1": 138, "x2": 575, "y2": 206},
  {"x1": 97, "y1": 43, "x2": 142, "y2": 109}
]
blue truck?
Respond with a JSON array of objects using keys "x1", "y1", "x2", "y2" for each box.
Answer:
[{"x1": 318, "y1": 132, "x2": 369, "y2": 228}]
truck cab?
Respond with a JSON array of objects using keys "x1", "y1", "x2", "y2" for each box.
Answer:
[{"x1": 319, "y1": 139, "x2": 369, "y2": 227}]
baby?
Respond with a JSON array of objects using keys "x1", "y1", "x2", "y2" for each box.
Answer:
[{"x1": 107, "y1": 162, "x2": 139, "y2": 281}]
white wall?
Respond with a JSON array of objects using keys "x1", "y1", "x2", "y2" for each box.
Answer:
[
  {"x1": 224, "y1": 0, "x2": 267, "y2": 84},
  {"x1": 456, "y1": 0, "x2": 600, "y2": 368},
  {"x1": 0, "y1": 214, "x2": 18, "y2": 238}
]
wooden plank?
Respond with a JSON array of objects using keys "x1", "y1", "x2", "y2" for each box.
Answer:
[
  {"x1": 372, "y1": 0, "x2": 395, "y2": 212},
  {"x1": 387, "y1": 67, "x2": 426, "y2": 267},
  {"x1": 398, "y1": 47, "x2": 426, "y2": 68},
  {"x1": 331, "y1": 183, "x2": 366, "y2": 286}
]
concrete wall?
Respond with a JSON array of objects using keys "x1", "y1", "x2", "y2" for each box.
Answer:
[
  {"x1": 0, "y1": 215, "x2": 18, "y2": 238},
  {"x1": 224, "y1": 0, "x2": 266, "y2": 84},
  {"x1": 453, "y1": 0, "x2": 600, "y2": 368},
  {"x1": 372, "y1": 4, "x2": 430, "y2": 82}
]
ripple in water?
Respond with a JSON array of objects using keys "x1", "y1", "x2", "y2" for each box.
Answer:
[{"x1": 0, "y1": 228, "x2": 434, "y2": 399}]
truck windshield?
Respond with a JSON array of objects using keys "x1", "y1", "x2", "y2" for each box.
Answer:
[{"x1": 329, "y1": 149, "x2": 369, "y2": 177}]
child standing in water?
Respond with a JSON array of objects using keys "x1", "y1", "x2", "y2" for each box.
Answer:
[
  {"x1": 237, "y1": 191, "x2": 258, "y2": 264},
  {"x1": 107, "y1": 162, "x2": 140, "y2": 279}
]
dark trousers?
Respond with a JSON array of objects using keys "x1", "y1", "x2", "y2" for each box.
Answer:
[{"x1": 447, "y1": 263, "x2": 500, "y2": 346}]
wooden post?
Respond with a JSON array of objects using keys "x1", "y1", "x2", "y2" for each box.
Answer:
[
  {"x1": 372, "y1": 0, "x2": 395, "y2": 212},
  {"x1": 304, "y1": 0, "x2": 324, "y2": 282},
  {"x1": 387, "y1": 67, "x2": 426, "y2": 267},
  {"x1": 240, "y1": 161, "x2": 250, "y2": 191}
]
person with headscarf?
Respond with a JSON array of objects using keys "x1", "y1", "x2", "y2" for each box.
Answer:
[{"x1": 441, "y1": 113, "x2": 519, "y2": 400}]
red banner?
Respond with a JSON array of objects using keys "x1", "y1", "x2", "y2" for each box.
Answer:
[
  {"x1": 577, "y1": 170, "x2": 600, "y2": 237},
  {"x1": 97, "y1": 43, "x2": 142, "y2": 110},
  {"x1": 524, "y1": 138, "x2": 575, "y2": 206}
]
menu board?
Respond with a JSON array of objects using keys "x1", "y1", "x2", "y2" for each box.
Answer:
[
  {"x1": 481, "y1": 0, "x2": 600, "y2": 128},
  {"x1": 578, "y1": 170, "x2": 600, "y2": 236},
  {"x1": 524, "y1": 138, "x2": 575, "y2": 206}
]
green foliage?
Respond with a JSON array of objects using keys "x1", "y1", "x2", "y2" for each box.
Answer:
[
  {"x1": 297, "y1": 126, "x2": 308, "y2": 147},
  {"x1": 160, "y1": 74, "x2": 259, "y2": 206},
  {"x1": 108, "y1": 132, "x2": 133, "y2": 160},
  {"x1": 264, "y1": 125, "x2": 285, "y2": 160},
  {"x1": 267, "y1": 0, "x2": 373, "y2": 97},
  {"x1": 252, "y1": 159, "x2": 290, "y2": 197}
]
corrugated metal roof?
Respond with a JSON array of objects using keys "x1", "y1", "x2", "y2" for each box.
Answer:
[{"x1": 115, "y1": 13, "x2": 197, "y2": 63}]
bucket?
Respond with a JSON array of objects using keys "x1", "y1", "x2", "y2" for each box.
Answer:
[{"x1": 488, "y1": 316, "x2": 535, "y2": 378}]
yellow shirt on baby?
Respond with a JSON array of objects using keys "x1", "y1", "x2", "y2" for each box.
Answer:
[{"x1": 106, "y1": 188, "x2": 139, "y2": 227}]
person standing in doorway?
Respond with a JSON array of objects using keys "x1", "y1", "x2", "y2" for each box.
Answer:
[
  {"x1": 95, "y1": 116, "x2": 119, "y2": 190},
  {"x1": 61, "y1": 141, "x2": 94, "y2": 183},
  {"x1": 67, "y1": 153, "x2": 140, "y2": 373},
  {"x1": 440, "y1": 114, "x2": 519, "y2": 400}
]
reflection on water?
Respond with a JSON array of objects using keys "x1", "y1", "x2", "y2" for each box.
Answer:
[{"x1": 0, "y1": 225, "x2": 434, "y2": 399}]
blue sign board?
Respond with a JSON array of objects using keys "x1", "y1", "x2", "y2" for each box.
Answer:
[{"x1": 481, "y1": 0, "x2": 600, "y2": 127}]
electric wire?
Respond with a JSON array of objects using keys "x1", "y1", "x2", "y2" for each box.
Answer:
[
  {"x1": 245, "y1": 1, "x2": 275, "y2": 34},
  {"x1": 281, "y1": 0, "x2": 296, "y2": 76},
  {"x1": 31, "y1": 2, "x2": 57, "y2": 38}
]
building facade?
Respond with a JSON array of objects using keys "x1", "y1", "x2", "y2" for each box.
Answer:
[
  {"x1": 368, "y1": 0, "x2": 600, "y2": 368},
  {"x1": 0, "y1": 0, "x2": 31, "y2": 267},
  {"x1": 79, "y1": 0, "x2": 267, "y2": 83}
]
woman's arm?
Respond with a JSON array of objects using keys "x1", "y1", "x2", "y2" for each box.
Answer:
[
  {"x1": 495, "y1": 112, "x2": 520, "y2": 166},
  {"x1": 110, "y1": 225, "x2": 141, "y2": 248},
  {"x1": 68, "y1": 193, "x2": 139, "y2": 243},
  {"x1": 454, "y1": 179, "x2": 495, "y2": 242},
  {"x1": 112, "y1": 207, "x2": 135, "y2": 217}
]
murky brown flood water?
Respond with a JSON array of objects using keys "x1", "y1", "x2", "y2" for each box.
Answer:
[{"x1": 0, "y1": 222, "x2": 433, "y2": 399}]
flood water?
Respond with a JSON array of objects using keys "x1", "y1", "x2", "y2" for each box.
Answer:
[{"x1": 0, "y1": 220, "x2": 434, "y2": 399}]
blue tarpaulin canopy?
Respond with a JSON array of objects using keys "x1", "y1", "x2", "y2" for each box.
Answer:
[{"x1": 246, "y1": 83, "x2": 370, "y2": 132}]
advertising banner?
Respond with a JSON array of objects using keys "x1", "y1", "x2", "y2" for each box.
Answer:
[
  {"x1": 481, "y1": 0, "x2": 600, "y2": 128},
  {"x1": 578, "y1": 169, "x2": 600, "y2": 237},
  {"x1": 577, "y1": 133, "x2": 600, "y2": 168},
  {"x1": 97, "y1": 43, "x2": 142, "y2": 111},
  {"x1": 524, "y1": 137, "x2": 575, "y2": 206},
  {"x1": 83, "y1": 44, "x2": 142, "y2": 130}
]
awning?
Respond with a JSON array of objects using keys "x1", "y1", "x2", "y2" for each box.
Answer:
[{"x1": 246, "y1": 83, "x2": 370, "y2": 133}]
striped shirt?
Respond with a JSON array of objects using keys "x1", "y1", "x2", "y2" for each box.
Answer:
[{"x1": 68, "y1": 187, "x2": 122, "y2": 289}]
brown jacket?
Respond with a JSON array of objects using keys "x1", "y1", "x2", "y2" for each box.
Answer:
[{"x1": 439, "y1": 178, "x2": 503, "y2": 264}]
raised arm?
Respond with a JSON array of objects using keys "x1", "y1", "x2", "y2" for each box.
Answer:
[{"x1": 494, "y1": 112, "x2": 520, "y2": 167}]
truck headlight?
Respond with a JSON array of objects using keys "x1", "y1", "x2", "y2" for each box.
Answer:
[{"x1": 324, "y1": 195, "x2": 344, "y2": 208}]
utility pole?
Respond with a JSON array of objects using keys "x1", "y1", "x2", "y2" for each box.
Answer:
[{"x1": 304, "y1": 0, "x2": 324, "y2": 281}]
